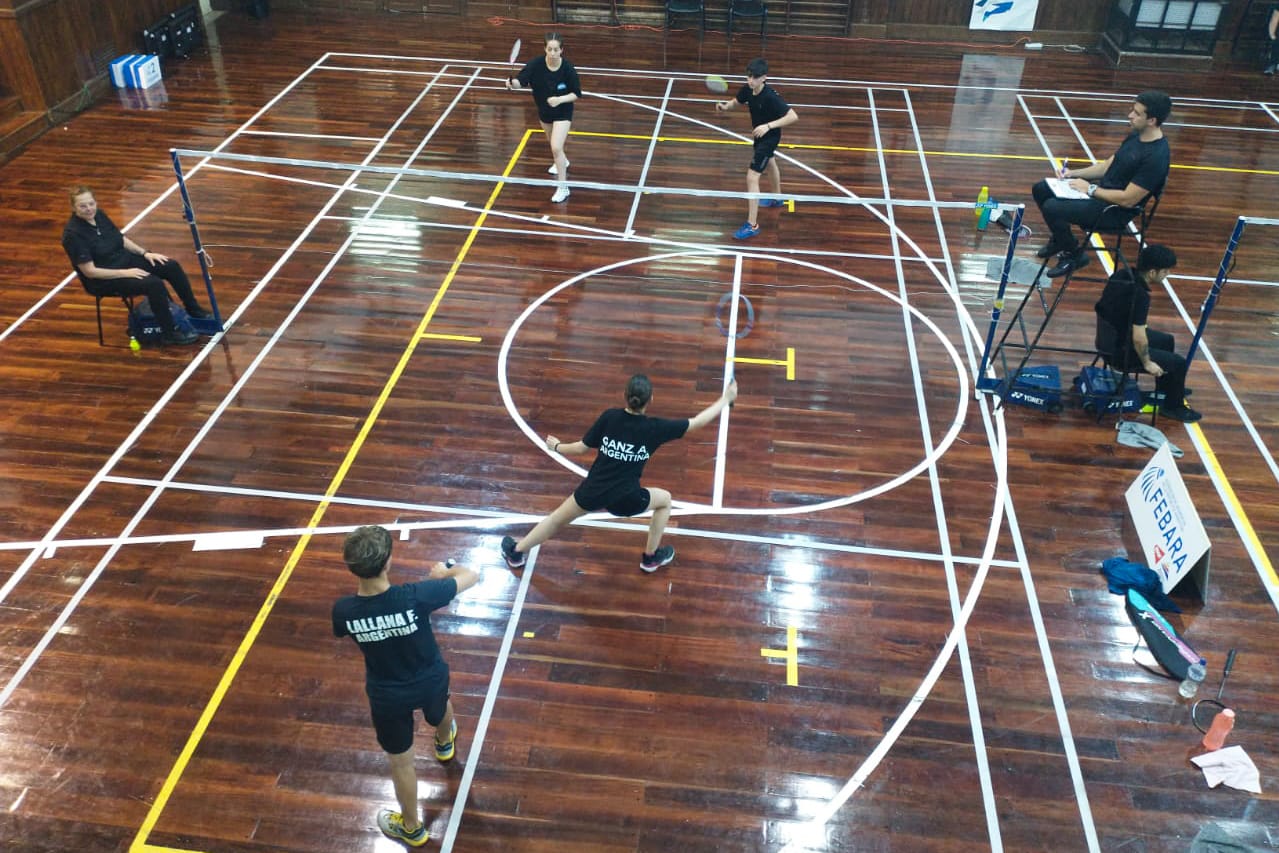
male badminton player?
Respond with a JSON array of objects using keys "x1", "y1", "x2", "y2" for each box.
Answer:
[
  {"x1": 333, "y1": 526, "x2": 479, "y2": 847},
  {"x1": 715, "y1": 57, "x2": 798, "y2": 240}
]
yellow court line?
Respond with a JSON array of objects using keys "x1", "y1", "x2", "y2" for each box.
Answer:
[
  {"x1": 1188, "y1": 422, "x2": 1279, "y2": 588},
  {"x1": 128, "y1": 132, "x2": 534, "y2": 853},
  {"x1": 565, "y1": 129, "x2": 1279, "y2": 176},
  {"x1": 420, "y1": 332, "x2": 483, "y2": 343},
  {"x1": 761, "y1": 625, "x2": 800, "y2": 686}
]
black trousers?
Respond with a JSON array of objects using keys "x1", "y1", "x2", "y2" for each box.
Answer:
[
  {"x1": 1116, "y1": 328, "x2": 1188, "y2": 403},
  {"x1": 82, "y1": 256, "x2": 200, "y2": 332},
  {"x1": 1031, "y1": 179, "x2": 1136, "y2": 251}
]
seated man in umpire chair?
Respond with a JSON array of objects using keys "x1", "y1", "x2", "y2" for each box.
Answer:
[
  {"x1": 62, "y1": 186, "x2": 210, "y2": 346},
  {"x1": 1031, "y1": 90, "x2": 1172, "y2": 279},
  {"x1": 1094, "y1": 243, "x2": 1201, "y2": 424}
]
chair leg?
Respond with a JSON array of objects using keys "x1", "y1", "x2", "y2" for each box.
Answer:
[{"x1": 95, "y1": 296, "x2": 106, "y2": 346}]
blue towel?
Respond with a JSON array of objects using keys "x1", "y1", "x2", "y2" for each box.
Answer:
[{"x1": 1101, "y1": 557, "x2": 1181, "y2": 613}]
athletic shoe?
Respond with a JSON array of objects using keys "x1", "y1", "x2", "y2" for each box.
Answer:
[
  {"x1": 640, "y1": 545, "x2": 676, "y2": 573},
  {"x1": 1159, "y1": 404, "x2": 1202, "y2": 423},
  {"x1": 551, "y1": 186, "x2": 570, "y2": 203},
  {"x1": 547, "y1": 160, "x2": 569, "y2": 175},
  {"x1": 434, "y1": 718, "x2": 457, "y2": 762},
  {"x1": 185, "y1": 305, "x2": 212, "y2": 320},
  {"x1": 161, "y1": 328, "x2": 199, "y2": 346},
  {"x1": 1036, "y1": 239, "x2": 1065, "y2": 259},
  {"x1": 501, "y1": 536, "x2": 526, "y2": 568},
  {"x1": 758, "y1": 198, "x2": 785, "y2": 208},
  {"x1": 1046, "y1": 248, "x2": 1091, "y2": 278},
  {"x1": 377, "y1": 810, "x2": 428, "y2": 847},
  {"x1": 733, "y1": 222, "x2": 760, "y2": 240},
  {"x1": 1265, "y1": 64, "x2": 1276, "y2": 76}
]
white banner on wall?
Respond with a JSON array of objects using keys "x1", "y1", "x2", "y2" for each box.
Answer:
[{"x1": 970, "y1": 0, "x2": 1040, "y2": 31}]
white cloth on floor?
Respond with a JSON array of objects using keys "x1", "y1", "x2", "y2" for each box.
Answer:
[
  {"x1": 1190, "y1": 745, "x2": 1262, "y2": 793},
  {"x1": 1116, "y1": 421, "x2": 1183, "y2": 458}
]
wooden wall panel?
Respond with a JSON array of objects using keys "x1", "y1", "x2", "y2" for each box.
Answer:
[{"x1": 2, "y1": 0, "x2": 196, "y2": 113}]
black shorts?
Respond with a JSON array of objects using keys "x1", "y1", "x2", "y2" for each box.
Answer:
[
  {"x1": 537, "y1": 104, "x2": 574, "y2": 125},
  {"x1": 573, "y1": 485, "x2": 651, "y2": 518},
  {"x1": 750, "y1": 133, "x2": 781, "y2": 173},
  {"x1": 369, "y1": 679, "x2": 450, "y2": 755}
]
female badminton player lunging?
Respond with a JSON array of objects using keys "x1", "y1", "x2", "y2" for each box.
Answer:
[
  {"x1": 502, "y1": 375, "x2": 738, "y2": 573},
  {"x1": 505, "y1": 32, "x2": 580, "y2": 203}
]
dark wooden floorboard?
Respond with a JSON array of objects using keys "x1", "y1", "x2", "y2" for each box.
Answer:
[{"x1": 1, "y1": 8, "x2": 1278, "y2": 853}]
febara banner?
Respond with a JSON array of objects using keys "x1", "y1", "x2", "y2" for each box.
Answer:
[
  {"x1": 970, "y1": 0, "x2": 1040, "y2": 31},
  {"x1": 1124, "y1": 442, "x2": 1212, "y2": 597}
]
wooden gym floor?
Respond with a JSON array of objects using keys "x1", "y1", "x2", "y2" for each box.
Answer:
[{"x1": 1, "y1": 9, "x2": 1278, "y2": 852}]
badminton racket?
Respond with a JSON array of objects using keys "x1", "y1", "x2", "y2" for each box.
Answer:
[
  {"x1": 508, "y1": 38, "x2": 522, "y2": 65},
  {"x1": 704, "y1": 74, "x2": 729, "y2": 94}
]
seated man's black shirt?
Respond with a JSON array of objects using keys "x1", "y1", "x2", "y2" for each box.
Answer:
[
  {"x1": 62, "y1": 210, "x2": 135, "y2": 272},
  {"x1": 1099, "y1": 132, "x2": 1170, "y2": 202},
  {"x1": 1096, "y1": 268, "x2": 1151, "y2": 332}
]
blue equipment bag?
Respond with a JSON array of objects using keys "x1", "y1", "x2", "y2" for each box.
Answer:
[
  {"x1": 1075, "y1": 365, "x2": 1142, "y2": 414},
  {"x1": 127, "y1": 298, "x2": 194, "y2": 345}
]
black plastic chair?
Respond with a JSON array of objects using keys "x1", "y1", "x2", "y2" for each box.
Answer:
[
  {"x1": 729, "y1": 0, "x2": 768, "y2": 39},
  {"x1": 666, "y1": 0, "x2": 706, "y2": 37},
  {"x1": 1088, "y1": 315, "x2": 1155, "y2": 424},
  {"x1": 92, "y1": 291, "x2": 139, "y2": 346}
]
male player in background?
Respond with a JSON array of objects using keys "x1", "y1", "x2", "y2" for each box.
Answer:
[
  {"x1": 716, "y1": 57, "x2": 799, "y2": 241},
  {"x1": 333, "y1": 525, "x2": 479, "y2": 847}
]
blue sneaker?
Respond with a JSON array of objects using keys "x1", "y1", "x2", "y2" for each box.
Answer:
[
  {"x1": 733, "y1": 222, "x2": 760, "y2": 240},
  {"x1": 758, "y1": 198, "x2": 785, "y2": 208}
]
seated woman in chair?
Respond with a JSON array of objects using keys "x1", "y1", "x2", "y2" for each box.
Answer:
[
  {"x1": 61, "y1": 186, "x2": 209, "y2": 346},
  {"x1": 1094, "y1": 244, "x2": 1201, "y2": 423}
]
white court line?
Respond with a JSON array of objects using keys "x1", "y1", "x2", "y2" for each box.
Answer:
[
  {"x1": 0, "y1": 66, "x2": 478, "y2": 707},
  {"x1": 712, "y1": 255, "x2": 743, "y2": 509},
  {"x1": 869, "y1": 87, "x2": 1002, "y2": 850},
  {"x1": 623, "y1": 76, "x2": 673, "y2": 236},
  {"x1": 1262, "y1": 103, "x2": 1279, "y2": 126},
  {"x1": 320, "y1": 52, "x2": 1279, "y2": 110},
  {"x1": 0, "y1": 53, "x2": 337, "y2": 346},
  {"x1": 239, "y1": 129, "x2": 384, "y2": 143},
  {"x1": 438, "y1": 544, "x2": 540, "y2": 853},
  {"x1": 1032, "y1": 113, "x2": 1279, "y2": 136}
]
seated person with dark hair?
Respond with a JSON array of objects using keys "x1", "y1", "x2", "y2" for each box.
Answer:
[
  {"x1": 1032, "y1": 90, "x2": 1172, "y2": 279},
  {"x1": 1094, "y1": 243, "x2": 1201, "y2": 423},
  {"x1": 61, "y1": 186, "x2": 210, "y2": 346}
]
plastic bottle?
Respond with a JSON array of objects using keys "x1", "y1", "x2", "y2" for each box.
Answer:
[
  {"x1": 1202, "y1": 709, "x2": 1235, "y2": 750},
  {"x1": 129, "y1": 336, "x2": 141, "y2": 352},
  {"x1": 1178, "y1": 662, "x2": 1206, "y2": 699}
]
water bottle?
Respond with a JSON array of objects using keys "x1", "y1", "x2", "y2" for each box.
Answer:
[
  {"x1": 129, "y1": 336, "x2": 141, "y2": 352},
  {"x1": 1178, "y1": 661, "x2": 1207, "y2": 699},
  {"x1": 1202, "y1": 709, "x2": 1235, "y2": 750}
]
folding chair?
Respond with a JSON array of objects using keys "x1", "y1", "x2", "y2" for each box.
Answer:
[
  {"x1": 93, "y1": 291, "x2": 139, "y2": 347},
  {"x1": 728, "y1": 0, "x2": 767, "y2": 39},
  {"x1": 1085, "y1": 315, "x2": 1155, "y2": 425},
  {"x1": 1075, "y1": 179, "x2": 1166, "y2": 281}
]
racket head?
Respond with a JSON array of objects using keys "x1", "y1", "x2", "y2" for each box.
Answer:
[
  {"x1": 508, "y1": 38, "x2": 522, "y2": 64},
  {"x1": 704, "y1": 74, "x2": 729, "y2": 94}
]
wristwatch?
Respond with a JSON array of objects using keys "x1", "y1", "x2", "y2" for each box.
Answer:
[{"x1": 1087, "y1": 184, "x2": 1098, "y2": 197}]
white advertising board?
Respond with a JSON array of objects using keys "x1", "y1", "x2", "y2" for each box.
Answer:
[{"x1": 1125, "y1": 442, "x2": 1211, "y2": 598}]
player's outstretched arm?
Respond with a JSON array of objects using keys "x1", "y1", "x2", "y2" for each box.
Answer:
[
  {"x1": 686, "y1": 380, "x2": 738, "y2": 433},
  {"x1": 429, "y1": 561, "x2": 480, "y2": 593},
  {"x1": 546, "y1": 435, "x2": 586, "y2": 455}
]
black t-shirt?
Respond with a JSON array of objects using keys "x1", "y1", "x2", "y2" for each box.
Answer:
[
  {"x1": 574, "y1": 408, "x2": 689, "y2": 507},
  {"x1": 1095, "y1": 268, "x2": 1151, "y2": 332},
  {"x1": 332, "y1": 578, "x2": 457, "y2": 705},
  {"x1": 1100, "y1": 132, "x2": 1170, "y2": 201},
  {"x1": 516, "y1": 56, "x2": 581, "y2": 120},
  {"x1": 736, "y1": 83, "x2": 790, "y2": 139},
  {"x1": 62, "y1": 210, "x2": 136, "y2": 271}
]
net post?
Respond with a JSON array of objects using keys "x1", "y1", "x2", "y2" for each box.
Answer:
[
  {"x1": 170, "y1": 148, "x2": 224, "y2": 334},
  {"x1": 1184, "y1": 215, "x2": 1245, "y2": 370},
  {"x1": 975, "y1": 204, "x2": 1025, "y2": 395}
]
